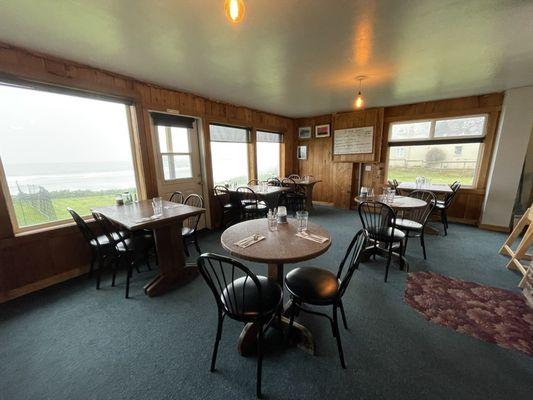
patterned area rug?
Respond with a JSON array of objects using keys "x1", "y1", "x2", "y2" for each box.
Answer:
[{"x1": 404, "y1": 271, "x2": 533, "y2": 357}]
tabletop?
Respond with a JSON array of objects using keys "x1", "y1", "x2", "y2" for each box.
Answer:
[
  {"x1": 221, "y1": 218, "x2": 331, "y2": 264},
  {"x1": 92, "y1": 199, "x2": 205, "y2": 231},
  {"x1": 397, "y1": 182, "x2": 453, "y2": 194},
  {"x1": 354, "y1": 195, "x2": 427, "y2": 210}
]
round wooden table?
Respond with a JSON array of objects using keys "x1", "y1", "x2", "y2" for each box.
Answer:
[{"x1": 221, "y1": 218, "x2": 331, "y2": 356}]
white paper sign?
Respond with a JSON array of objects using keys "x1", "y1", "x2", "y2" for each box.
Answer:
[{"x1": 333, "y1": 126, "x2": 374, "y2": 155}]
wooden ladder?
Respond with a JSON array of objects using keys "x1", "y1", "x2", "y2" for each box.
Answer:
[{"x1": 499, "y1": 205, "x2": 533, "y2": 287}]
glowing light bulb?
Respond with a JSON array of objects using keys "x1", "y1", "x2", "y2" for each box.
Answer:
[
  {"x1": 355, "y1": 92, "x2": 364, "y2": 109},
  {"x1": 225, "y1": 0, "x2": 245, "y2": 24}
]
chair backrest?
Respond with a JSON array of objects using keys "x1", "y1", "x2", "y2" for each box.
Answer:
[
  {"x1": 392, "y1": 179, "x2": 401, "y2": 195},
  {"x1": 336, "y1": 229, "x2": 367, "y2": 298},
  {"x1": 407, "y1": 190, "x2": 436, "y2": 225},
  {"x1": 266, "y1": 177, "x2": 281, "y2": 186},
  {"x1": 358, "y1": 201, "x2": 397, "y2": 242},
  {"x1": 288, "y1": 174, "x2": 300, "y2": 180},
  {"x1": 91, "y1": 211, "x2": 130, "y2": 252},
  {"x1": 281, "y1": 177, "x2": 297, "y2": 191},
  {"x1": 67, "y1": 207, "x2": 97, "y2": 244},
  {"x1": 248, "y1": 179, "x2": 260, "y2": 186},
  {"x1": 213, "y1": 185, "x2": 230, "y2": 207},
  {"x1": 169, "y1": 191, "x2": 184, "y2": 204},
  {"x1": 197, "y1": 253, "x2": 264, "y2": 319},
  {"x1": 183, "y1": 194, "x2": 204, "y2": 231},
  {"x1": 444, "y1": 182, "x2": 461, "y2": 208},
  {"x1": 236, "y1": 186, "x2": 258, "y2": 206}
]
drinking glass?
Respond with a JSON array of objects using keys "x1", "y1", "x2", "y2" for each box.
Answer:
[
  {"x1": 268, "y1": 214, "x2": 278, "y2": 231},
  {"x1": 387, "y1": 188, "x2": 395, "y2": 203},
  {"x1": 152, "y1": 197, "x2": 163, "y2": 217},
  {"x1": 296, "y1": 210, "x2": 309, "y2": 233},
  {"x1": 360, "y1": 186, "x2": 368, "y2": 199}
]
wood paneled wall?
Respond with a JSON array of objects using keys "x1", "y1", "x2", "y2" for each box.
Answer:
[{"x1": 0, "y1": 43, "x2": 294, "y2": 303}]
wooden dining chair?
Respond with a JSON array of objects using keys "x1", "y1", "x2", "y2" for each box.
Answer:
[
  {"x1": 91, "y1": 212, "x2": 153, "y2": 298},
  {"x1": 395, "y1": 190, "x2": 436, "y2": 259},
  {"x1": 433, "y1": 181, "x2": 461, "y2": 235},
  {"x1": 236, "y1": 186, "x2": 267, "y2": 220},
  {"x1": 284, "y1": 229, "x2": 367, "y2": 368},
  {"x1": 213, "y1": 185, "x2": 237, "y2": 228},
  {"x1": 358, "y1": 201, "x2": 405, "y2": 281},
  {"x1": 197, "y1": 253, "x2": 283, "y2": 398},
  {"x1": 266, "y1": 177, "x2": 281, "y2": 186},
  {"x1": 169, "y1": 191, "x2": 184, "y2": 204},
  {"x1": 281, "y1": 177, "x2": 306, "y2": 213},
  {"x1": 182, "y1": 194, "x2": 204, "y2": 256},
  {"x1": 248, "y1": 179, "x2": 261, "y2": 185}
]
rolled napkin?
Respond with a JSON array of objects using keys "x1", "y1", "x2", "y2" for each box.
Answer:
[
  {"x1": 234, "y1": 234, "x2": 265, "y2": 248},
  {"x1": 296, "y1": 231, "x2": 329, "y2": 244}
]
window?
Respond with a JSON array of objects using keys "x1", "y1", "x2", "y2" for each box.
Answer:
[
  {"x1": 387, "y1": 115, "x2": 487, "y2": 187},
  {"x1": 256, "y1": 130, "x2": 282, "y2": 180},
  {"x1": 156, "y1": 126, "x2": 192, "y2": 180},
  {"x1": 209, "y1": 124, "x2": 250, "y2": 186},
  {"x1": 0, "y1": 83, "x2": 138, "y2": 230}
]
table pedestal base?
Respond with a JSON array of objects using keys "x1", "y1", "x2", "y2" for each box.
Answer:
[
  {"x1": 360, "y1": 241, "x2": 409, "y2": 271},
  {"x1": 144, "y1": 264, "x2": 198, "y2": 297}
]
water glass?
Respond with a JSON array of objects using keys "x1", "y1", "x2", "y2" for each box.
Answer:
[
  {"x1": 152, "y1": 197, "x2": 163, "y2": 217},
  {"x1": 360, "y1": 186, "x2": 368, "y2": 199},
  {"x1": 387, "y1": 188, "x2": 395, "y2": 203},
  {"x1": 296, "y1": 210, "x2": 309, "y2": 233},
  {"x1": 268, "y1": 213, "x2": 278, "y2": 231}
]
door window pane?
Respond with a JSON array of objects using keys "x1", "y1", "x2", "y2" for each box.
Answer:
[
  {"x1": 162, "y1": 155, "x2": 192, "y2": 180},
  {"x1": 434, "y1": 116, "x2": 485, "y2": 138},
  {"x1": 387, "y1": 143, "x2": 481, "y2": 186},
  {"x1": 390, "y1": 121, "x2": 431, "y2": 141},
  {"x1": 0, "y1": 84, "x2": 138, "y2": 229}
]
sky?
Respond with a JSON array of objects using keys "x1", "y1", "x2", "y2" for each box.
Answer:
[{"x1": 0, "y1": 83, "x2": 134, "y2": 167}]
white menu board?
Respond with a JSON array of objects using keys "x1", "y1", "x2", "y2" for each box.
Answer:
[{"x1": 333, "y1": 126, "x2": 374, "y2": 155}]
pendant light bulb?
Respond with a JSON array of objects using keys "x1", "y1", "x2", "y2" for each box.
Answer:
[
  {"x1": 354, "y1": 76, "x2": 366, "y2": 109},
  {"x1": 225, "y1": 0, "x2": 245, "y2": 24}
]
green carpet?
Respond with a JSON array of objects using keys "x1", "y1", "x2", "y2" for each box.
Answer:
[{"x1": 1, "y1": 206, "x2": 532, "y2": 399}]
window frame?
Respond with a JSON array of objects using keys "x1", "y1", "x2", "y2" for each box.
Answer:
[
  {"x1": 0, "y1": 82, "x2": 142, "y2": 234},
  {"x1": 386, "y1": 114, "x2": 489, "y2": 189},
  {"x1": 155, "y1": 125, "x2": 195, "y2": 182},
  {"x1": 255, "y1": 129, "x2": 283, "y2": 181}
]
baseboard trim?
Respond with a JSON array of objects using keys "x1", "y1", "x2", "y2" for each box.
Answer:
[
  {"x1": 479, "y1": 223, "x2": 511, "y2": 233},
  {"x1": 313, "y1": 201, "x2": 334, "y2": 206},
  {"x1": 0, "y1": 265, "x2": 88, "y2": 304}
]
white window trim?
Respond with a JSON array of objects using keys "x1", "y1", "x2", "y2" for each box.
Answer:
[
  {"x1": 388, "y1": 114, "x2": 488, "y2": 143},
  {"x1": 156, "y1": 125, "x2": 195, "y2": 183}
]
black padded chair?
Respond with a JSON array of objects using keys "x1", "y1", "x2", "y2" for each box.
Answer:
[
  {"x1": 248, "y1": 179, "x2": 261, "y2": 186},
  {"x1": 281, "y1": 177, "x2": 306, "y2": 213},
  {"x1": 394, "y1": 190, "x2": 436, "y2": 259},
  {"x1": 288, "y1": 174, "x2": 300, "y2": 179},
  {"x1": 68, "y1": 207, "x2": 114, "y2": 279},
  {"x1": 284, "y1": 229, "x2": 367, "y2": 368},
  {"x1": 236, "y1": 186, "x2": 267, "y2": 220},
  {"x1": 266, "y1": 177, "x2": 281, "y2": 186},
  {"x1": 388, "y1": 179, "x2": 401, "y2": 195},
  {"x1": 358, "y1": 201, "x2": 405, "y2": 281},
  {"x1": 197, "y1": 253, "x2": 283, "y2": 398},
  {"x1": 433, "y1": 182, "x2": 461, "y2": 235},
  {"x1": 169, "y1": 191, "x2": 184, "y2": 204},
  {"x1": 213, "y1": 185, "x2": 237, "y2": 228},
  {"x1": 182, "y1": 194, "x2": 204, "y2": 256},
  {"x1": 92, "y1": 211, "x2": 154, "y2": 298}
]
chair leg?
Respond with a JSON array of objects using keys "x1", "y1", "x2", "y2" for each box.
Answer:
[
  {"x1": 125, "y1": 263, "x2": 133, "y2": 299},
  {"x1": 441, "y1": 209, "x2": 448, "y2": 236},
  {"x1": 384, "y1": 242, "x2": 393, "y2": 282},
  {"x1": 339, "y1": 300, "x2": 348, "y2": 330},
  {"x1": 183, "y1": 240, "x2": 190, "y2": 257},
  {"x1": 111, "y1": 260, "x2": 118, "y2": 287},
  {"x1": 210, "y1": 312, "x2": 224, "y2": 372},
  {"x1": 421, "y1": 232, "x2": 427, "y2": 259},
  {"x1": 88, "y1": 253, "x2": 96, "y2": 278},
  {"x1": 256, "y1": 321, "x2": 264, "y2": 398},
  {"x1": 145, "y1": 250, "x2": 152, "y2": 271},
  {"x1": 193, "y1": 234, "x2": 202, "y2": 254},
  {"x1": 333, "y1": 305, "x2": 346, "y2": 369},
  {"x1": 403, "y1": 234, "x2": 409, "y2": 256},
  {"x1": 96, "y1": 256, "x2": 104, "y2": 290},
  {"x1": 286, "y1": 299, "x2": 297, "y2": 342}
]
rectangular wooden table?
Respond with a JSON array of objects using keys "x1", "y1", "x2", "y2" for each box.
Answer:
[
  {"x1": 397, "y1": 182, "x2": 453, "y2": 194},
  {"x1": 92, "y1": 199, "x2": 205, "y2": 297},
  {"x1": 287, "y1": 178, "x2": 322, "y2": 211}
]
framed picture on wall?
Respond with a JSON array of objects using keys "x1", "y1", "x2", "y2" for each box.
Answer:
[
  {"x1": 315, "y1": 123, "x2": 330, "y2": 138},
  {"x1": 297, "y1": 145, "x2": 307, "y2": 160},
  {"x1": 298, "y1": 126, "x2": 312, "y2": 139}
]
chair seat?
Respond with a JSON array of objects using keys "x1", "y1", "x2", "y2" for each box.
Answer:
[
  {"x1": 89, "y1": 231, "x2": 127, "y2": 247},
  {"x1": 395, "y1": 218, "x2": 423, "y2": 231},
  {"x1": 244, "y1": 203, "x2": 267, "y2": 211},
  {"x1": 223, "y1": 203, "x2": 234, "y2": 210},
  {"x1": 285, "y1": 267, "x2": 340, "y2": 305},
  {"x1": 367, "y1": 227, "x2": 406, "y2": 242},
  {"x1": 221, "y1": 276, "x2": 282, "y2": 318},
  {"x1": 182, "y1": 226, "x2": 195, "y2": 236}
]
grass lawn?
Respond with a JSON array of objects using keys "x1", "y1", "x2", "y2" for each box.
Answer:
[
  {"x1": 387, "y1": 167, "x2": 474, "y2": 186},
  {"x1": 13, "y1": 193, "x2": 119, "y2": 227}
]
